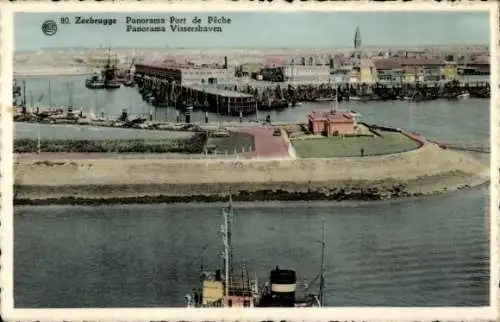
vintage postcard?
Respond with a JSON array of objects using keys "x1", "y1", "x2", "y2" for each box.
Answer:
[{"x1": 0, "y1": 1, "x2": 498, "y2": 321}]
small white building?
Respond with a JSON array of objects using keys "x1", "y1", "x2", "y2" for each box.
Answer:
[
  {"x1": 180, "y1": 67, "x2": 235, "y2": 85},
  {"x1": 284, "y1": 65, "x2": 330, "y2": 83}
]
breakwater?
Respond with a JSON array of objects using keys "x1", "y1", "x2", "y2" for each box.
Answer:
[{"x1": 14, "y1": 143, "x2": 488, "y2": 205}]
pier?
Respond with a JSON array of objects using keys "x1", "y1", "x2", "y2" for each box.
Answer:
[
  {"x1": 183, "y1": 83, "x2": 256, "y2": 116},
  {"x1": 135, "y1": 63, "x2": 257, "y2": 116},
  {"x1": 133, "y1": 62, "x2": 490, "y2": 117}
]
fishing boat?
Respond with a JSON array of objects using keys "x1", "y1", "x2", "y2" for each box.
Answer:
[
  {"x1": 102, "y1": 48, "x2": 121, "y2": 90},
  {"x1": 105, "y1": 80, "x2": 121, "y2": 89},
  {"x1": 185, "y1": 198, "x2": 326, "y2": 308},
  {"x1": 315, "y1": 97, "x2": 336, "y2": 102},
  {"x1": 185, "y1": 197, "x2": 260, "y2": 308},
  {"x1": 85, "y1": 72, "x2": 106, "y2": 89},
  {"x1": 257, "y1": 219, "x2": 326, "y2": 307},
  {"x1": 447, "y1": 91, "x2": 470, "y2": 100},
  {"x1": 288, "y1": 101, "x2": 303, "y2": 107},
  {"x1": 13, "y1": 79, "x2": 21, "y2": 96},
  {"x1": 123, "y1": 79, "x2": 135, "y2": 87}
]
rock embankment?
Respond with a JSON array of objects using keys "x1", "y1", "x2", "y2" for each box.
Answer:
[{"x1": 13, "y1": 143, "x2": 489, "y2": 205}]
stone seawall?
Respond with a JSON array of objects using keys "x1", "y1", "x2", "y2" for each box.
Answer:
[{"x1": 14, "y1": 143, "x2": 489, "y2": 205}]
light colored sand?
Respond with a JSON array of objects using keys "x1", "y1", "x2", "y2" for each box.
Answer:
[
  {"x1": 14, "y1": 143, "x2": 489, "y2": 201},
  {"x1": 14, "y1": 67, "x2": 90, "y2": 77},
  {"x1": 14, "y1": 45, "x2": 486, "y2": 77}
]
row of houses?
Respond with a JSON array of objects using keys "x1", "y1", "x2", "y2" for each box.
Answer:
[
  {"x1": 240, "y1": 51, "x2": 490, "y2": 84},
  {"x1": 367, "y1": 57, "x2": 489, "y2": 84},
  {"x1": 135, "y1": 52, "x2": 490, "y2": 86},
  {"x1": 287, "y1": 56, "x2": 490, "y2": 84}
]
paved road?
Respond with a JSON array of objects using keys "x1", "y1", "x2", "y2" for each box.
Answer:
[{"x1": 237, "y1": 126, "x2": 291, "y2": 158}]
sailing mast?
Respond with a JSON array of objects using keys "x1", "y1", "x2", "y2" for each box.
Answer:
[
  {"x1": 36, "y1": 129, "x2": 41, "y2": 154},
  {"x1": 222, "y1": 195, "x2": 234, "y2": 297},
  {"x1": 319, "y1": 218, "x2": 326, "y2": 306},
  {"x1": 22, "y1": 80, "x2": 27, "y2": 108},
  {"x1": 335, "y1": 84, "x2": 339, "y2": 112},
  {"x1": 228, "y1": 195, "x2": 233, "y2": 276},
  {"x1": 66, "y1": 81, "x2": 74, "y2": 109},
  {"x1": 29, "y1": 90, "x2": 33, "y2": 111},
  {"x1": 93, "y1": 90, "x2": 98, "y2": 120},
  {"x1": 48, "y1": 80, "x2": 52, "y2": 109}
]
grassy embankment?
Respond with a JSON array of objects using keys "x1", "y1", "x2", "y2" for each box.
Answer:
[
  {"x1": 14, "y1": 131, "x2": 256, "y2": 155},
  {"x1": 292, "y1": 130, "x2": 420, "y2": 158},
  {"x1": 14, "y1": 133, "x2": 209, "y2": 154},
  {"x1": 206, "y1": 132, "x2": 254, "y2": 154}
]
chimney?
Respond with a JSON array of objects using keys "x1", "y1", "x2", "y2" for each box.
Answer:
[{"x1": 224, "y1": 56, "x2": 228, "y2": 69}]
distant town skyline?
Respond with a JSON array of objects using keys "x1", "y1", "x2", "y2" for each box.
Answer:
[{"x1": 15, "y1": 11, "x2": 490, "y2": 52}]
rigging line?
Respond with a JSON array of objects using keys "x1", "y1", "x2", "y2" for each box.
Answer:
[{"x1": 184, "y1": 243, "x2": 211, "y2": 271}]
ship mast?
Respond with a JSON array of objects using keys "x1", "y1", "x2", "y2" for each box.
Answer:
[
  {"x1": 65, "y1": 81, "x2": 73, "y2": 109},
  {"x1": 222, "y1": 195, "x2": 234, "y2": 297},
  {"x1": 335, "y1": 84, "x2": 339, "y2": 112},
  {"x1": 319, "y1": 218, "x2": 326, "y2": 306},
  {"x1": 48, "y1": 80, "x2": 52, "y2": 109},
  {"x1": 36, "y1": 126, "x2": 41, "y2": 154},
  {"x1": 22, "y1": 80, "x2": 27, "y2": 109}
]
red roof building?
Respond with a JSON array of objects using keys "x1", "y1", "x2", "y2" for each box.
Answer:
[
  {"x1": 373, "y1": 59, "x2": 403, "y2": 70},
  {"x1": 308, "y1": 110, "x2": 358, "y2": 136}
]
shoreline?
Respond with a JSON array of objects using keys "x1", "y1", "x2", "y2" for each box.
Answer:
[
  {"x1": 14, "y1": 181, "x2": 489, "y2": 208},
  {"x1": 14, "y1": 67, "x2": 90, "y2": 77},
  {"x1": 14, "y1": 175, "x2": 489, "y2": 206},
  {"x1": 14, "y1": 143, "x2": 489, "y2": 206}
]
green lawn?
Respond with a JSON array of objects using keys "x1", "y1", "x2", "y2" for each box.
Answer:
[
  {"x1": 206, "y1": 132, "x2": 254, "y2": 154},
  {"x1": 292, "y1": 131, "x2": 420, "y2": 158}
]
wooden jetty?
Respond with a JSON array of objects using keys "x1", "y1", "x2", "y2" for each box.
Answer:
[
  {"x1": 135, "y1": 63, "x2": 257, "y2": 116},
  {"x1": 184, "y1": 84, "x2": 257, "y2": 116}
]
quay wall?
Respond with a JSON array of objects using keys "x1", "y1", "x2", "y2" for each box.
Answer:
[{"x1": 15, "y1": 143, "x2": 488, "y2": 204}]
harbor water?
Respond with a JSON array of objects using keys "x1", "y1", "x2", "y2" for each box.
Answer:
[
  {"x1": 13, "y1": 75, "x2": 491, "y2": 307},
  {"x1": 15, "y1": 190, "x2": 489, "y2": 307}
]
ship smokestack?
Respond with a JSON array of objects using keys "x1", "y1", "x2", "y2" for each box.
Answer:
[{"x1": 269, "y1": 267, "x2": 296, "y2": 307}]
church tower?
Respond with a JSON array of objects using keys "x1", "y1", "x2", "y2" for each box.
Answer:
[{"x1": 354, "y1": 26, "x2": 362, "y2": 49}]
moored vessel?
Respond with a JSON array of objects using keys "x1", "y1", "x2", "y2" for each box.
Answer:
[
  {"x1": 104, "y1": 80, "x2": 121, "y2": 89},
  {"x1": 185, "y1": 197, "x2": 260, "y2": 308},
  {"x1": 257, "y1": 218, "x2": 326, "y2": 307},
  {"x1": 185, "y1": 198, "x2": 326, "y2": 308},
  {"x1": 85, "y1": 72, "x2": 106, "y2": 89},
  {"x1": 102, "y1": 48, "x2": 121, "y2": 90}
]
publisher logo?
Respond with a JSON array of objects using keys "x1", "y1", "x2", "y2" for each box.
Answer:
[{"x1": 42, "y1": 20, "x2": 58, "y2": 36}]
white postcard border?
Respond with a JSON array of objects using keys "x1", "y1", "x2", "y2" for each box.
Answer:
[{"x1": 1, "y1": 2, "x2": 498, "y2": 321}]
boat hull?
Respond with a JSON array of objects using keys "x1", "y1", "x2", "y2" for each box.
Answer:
[
  {"x1": 105, "y1": 83, "x2": 121, "y2": 90},
  {"x1": 85, "y1": 82, "x2": 105, "y2": 89}
]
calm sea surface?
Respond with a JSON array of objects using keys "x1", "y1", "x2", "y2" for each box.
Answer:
[
  {"x1": 14, "y1": 191, "x2": 490, "y2": 307},
  {"x1": 13, "y1": 75, "x2": 491, "y2": 307}
]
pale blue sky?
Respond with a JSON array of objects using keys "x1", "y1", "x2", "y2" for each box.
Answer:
[{"x1": 15, "y1": 11, "x2": 490, "y2": 52}]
